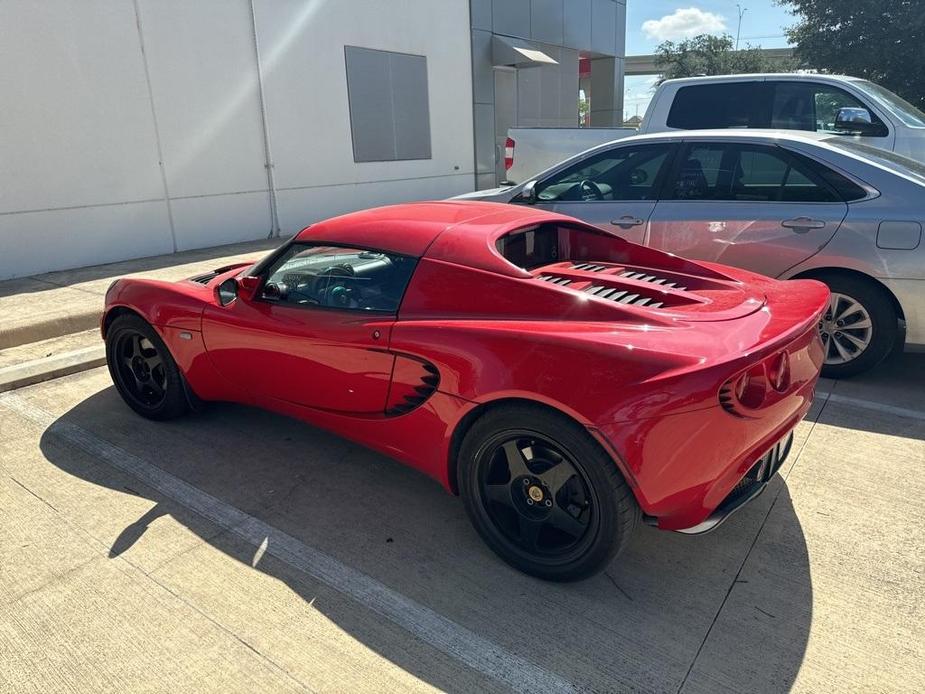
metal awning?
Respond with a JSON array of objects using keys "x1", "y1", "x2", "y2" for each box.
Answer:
[{"x1": 491, "y1": 35, "x2": 558, "y2": 69}]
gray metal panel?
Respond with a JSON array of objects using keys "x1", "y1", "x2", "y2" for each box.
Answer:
[
  {"x1": 615, "y1": 1, "x2": 626, "y2": 57},
  {"x1": 591, "y1": 0, "x2": 617, "y2": 55},
  {"x1": 470, "y1": 0, "x2": 492, "y2": 29},
  {"x1": 471, "y1": 30, "x2": 494, "y2": 104},
  {"x1": 345, "y1": 47, "x2": 394, "y2": 162},
  {"x1": 492, "y1": 0, "x2": 530, "y2": 38},
  {"x1": 530, "y1": 0, "x2": 564, "y2": 45},
  {"x1": 563, "y1": 0, "x2": 592, "y2": 51},
  {"x1": 474, "y1": 103, "x2": 495, "y2": 174},
  {"x1": 345, "y1": 46, "x2": 431, "y2": 162},
  {"x1": 476, "y1": 172, "x2": 497, "y2": 190},
  {"x1": 557, "y1": 48, "x2": 580, "y2": 124},
  {"x1": 390, "y1": 52, "x2": 432, "y2": 160}
]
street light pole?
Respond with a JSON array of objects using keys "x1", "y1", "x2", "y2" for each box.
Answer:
[{"x1": 735, "y1": 4, "x2": 748, "y2": 50}]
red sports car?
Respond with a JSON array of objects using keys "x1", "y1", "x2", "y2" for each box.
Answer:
[{"x1": 103, "y1": 201, "x2": 827, "y2": 580}]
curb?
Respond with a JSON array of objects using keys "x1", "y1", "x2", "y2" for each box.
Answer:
[
  {"x1": 0, "y1": 345, "x2": 107, "y2": 393},
  {"x1": 0, "y1": 310, "x2": 102, "y2": 351}
]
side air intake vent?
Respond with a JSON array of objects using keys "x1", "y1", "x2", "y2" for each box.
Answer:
[
  {"x1": 536, "y1": 275, "x2": 572, "y2": 286},
  {"x1": 385, "y1": 360, "x2": 440, "y2": 416},
  {"x1": 583, "y1": 285, "x2": 664, "y2": 309},
  {"x1": 619, "y1": 270, "x2": 687, "y2": 291}
]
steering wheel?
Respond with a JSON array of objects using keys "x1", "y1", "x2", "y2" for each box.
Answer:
[
  {"x1": 579, "y1": 179, "x2": 605, "y2": 201},
  {"x1": 311, "y1": 265, "x2": 355, "y2": 307}
]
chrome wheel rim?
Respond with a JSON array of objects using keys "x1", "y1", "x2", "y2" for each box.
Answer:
[{"x1": 819, "y1": 292, "x2": 873, "y2": 365}]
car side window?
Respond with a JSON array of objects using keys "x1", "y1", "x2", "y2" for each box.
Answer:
[
  {"x1": 666, "y1": 143, "x2": 840, "y2": 203},
  {"x1": 534, "y1": 143, "x2": 673, "y2": 203},
  {"x1": 769, "y1": 82, "x2": 888, "y2": 137},
  {"x1": 260, "y1": 244, "x2": 417, "y2": 312}
]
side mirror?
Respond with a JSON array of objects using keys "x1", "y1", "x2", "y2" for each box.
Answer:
[
  {"x1": 217, "y1": 275, "x2": 259, "y2": 306},
  {"x1": 238, "y1": 275, "x2": 260, "y2": 300},
  {"x1": 520, "y1": 180, "x2": 538, "y2": 204},
  {"x1": 834, "y1": 107, "x2": 879, "y2": 135}
]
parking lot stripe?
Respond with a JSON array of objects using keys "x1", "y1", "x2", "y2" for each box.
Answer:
[
  {"x1": 825, "y1": 392, "x2": 925, "y2": 422},
  {"x1": 0, "y1": 392, "x2": 577, "y2": 694}
]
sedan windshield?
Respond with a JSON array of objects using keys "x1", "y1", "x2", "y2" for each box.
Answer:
[
  {"x1": 851, "y1": 80, "x2": 925, "y2": 128},
  {"x1": 824, "y1": 137, "x2": 925, "y2": 186}
]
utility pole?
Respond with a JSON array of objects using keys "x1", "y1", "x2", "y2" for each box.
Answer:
[{"x1": 735, "y1": 4, "x2": 747, "y2": 50}]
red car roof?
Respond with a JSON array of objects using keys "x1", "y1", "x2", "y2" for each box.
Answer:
[{"x1": 293, "y1": 201, "x2": 586, "y2": 266}]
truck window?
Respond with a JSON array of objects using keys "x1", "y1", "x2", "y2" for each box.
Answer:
[
  {"x1": 769, "y1": 81, "x2": 888, "y2": 136},
  {"x1": 666, "y1": 83, "x2": 769, "y2": 129}
]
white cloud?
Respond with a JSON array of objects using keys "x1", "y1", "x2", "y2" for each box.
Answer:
[{"x1": 642, "y1": 8, "x2": 727, "y2": 42}]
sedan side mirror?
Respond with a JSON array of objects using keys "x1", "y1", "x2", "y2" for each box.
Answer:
[
  {"x1": 834, "y1": 107, "x2": 880, "y2": 135},
  {"x1": 519, "y1": 180, "x2": 538, "y2": 205}
]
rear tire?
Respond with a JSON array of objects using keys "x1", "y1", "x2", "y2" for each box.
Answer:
[
  {"x1": 457, "y1": 404, "x2": 638, "y2": 581},
  {"x1": 106, "y1": 314, "x2": 190, "y2": 420},
  {"x1": 814, "y1": 274, "x2": 898, "y2": 379}
]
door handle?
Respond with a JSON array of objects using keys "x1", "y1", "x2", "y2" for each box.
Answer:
[
  {"x1": 781, "y1": 217, "x2": 826, "y2": 232},
  {"x1": 611, "y1": 216, "x2": 644, "y2": 229}
]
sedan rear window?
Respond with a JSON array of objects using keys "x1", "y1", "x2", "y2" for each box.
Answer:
[{"x1": 824, "y1": 138, "x2": 925, "y2": 187}]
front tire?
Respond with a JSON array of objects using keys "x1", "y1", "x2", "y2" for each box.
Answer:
[
  {"x1": 458, "y1": 405, "x2": 638, "y2": 581},
  {"x1": 815, "y1": 274, "x2": 898, "y2": 379},
  {"x1": 106, "y1": 314, "x2": 190, "y2": 420}
]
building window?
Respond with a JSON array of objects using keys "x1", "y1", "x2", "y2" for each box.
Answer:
[{"x1": 344, "y1": 46, "x2": 432, "y2": 162}]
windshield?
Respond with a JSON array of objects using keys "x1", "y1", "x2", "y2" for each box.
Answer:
[
  {"x1": 824, "y1": 138, "x2": 925, "y2": 186},
  {"x1": 851, "y1": 80, "x2": 925, "y2": 128}
]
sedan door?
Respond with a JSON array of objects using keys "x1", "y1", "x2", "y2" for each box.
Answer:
[
  {"x1": 646, "y1": 141, "x2": 848, "y2": 278},
  {"x1": 201, "y1": 244, "x2": 416, "y2": 414},
  {"x1": 525, "y1": 142, "x2": 677, "y2": 245}
]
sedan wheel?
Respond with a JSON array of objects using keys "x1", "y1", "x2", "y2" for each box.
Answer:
[
  {"x1": 819, "y1": 292, "x2": 873, "y2": 366},
  {"x1": 814, "y1": 274, "x2": 898, "y2": 379}
]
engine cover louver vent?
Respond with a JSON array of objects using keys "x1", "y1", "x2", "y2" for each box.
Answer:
[
  {"x1": 583, "y1": 285, "x2": 664, "y2": 308},
  {"x1": 571, "y1": 263, "x2": 608, "y2": 272},
  {"x1": 536, "y1": 275, "x2": 572, "y2": 286},
  {"x1": 619, "y1": 270, "x2": 687, "y2": 291}
]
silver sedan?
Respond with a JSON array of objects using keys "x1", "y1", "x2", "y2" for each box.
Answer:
[{"x1": 458, "y1": 130, "x2": 925, "y2": 377}]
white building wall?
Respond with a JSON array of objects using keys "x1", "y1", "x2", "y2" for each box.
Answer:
[{"x1": 0, "y1": 0, "x2": 474, "y2": 280}]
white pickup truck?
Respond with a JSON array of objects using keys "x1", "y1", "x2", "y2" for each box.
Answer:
[{"x1": 502, "y1": 73, "x2": 925, "y2": 185}]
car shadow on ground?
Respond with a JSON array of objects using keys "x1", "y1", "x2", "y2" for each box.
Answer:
[{"x1": 39, "y1": 386, "x2": 814, "y2": 692}]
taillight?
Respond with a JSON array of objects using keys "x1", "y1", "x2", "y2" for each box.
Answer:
[
  {"x1": 719, "y1": 363, "x2": 770, "y2": 416},
  {"x1": 504, "y1": 137, "x2": 514, "y2": 171}
]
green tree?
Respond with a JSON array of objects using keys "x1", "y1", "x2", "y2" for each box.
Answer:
[
  {"x1": 781, "y1": 0, "x2": 925, "y2": 109},
  {"x1": 654, "y1": 34, "x2": 795, "y2": 83}
]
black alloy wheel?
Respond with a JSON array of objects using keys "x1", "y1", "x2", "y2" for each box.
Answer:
[
  {"x1": 106, "y1": 314, "x2": 190, "y2": 420},
  {"x1": 459, "y1": 405, "x2": 638, "y2": 581},
  {"x1": 114, "y1": 331, "x2": 168, "y2": 409},
  {"x1": 477, "y1": 433, "x2": 596, "y2": 558}
]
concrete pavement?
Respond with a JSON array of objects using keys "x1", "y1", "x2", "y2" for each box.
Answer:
[
  {"x1": 0, "y1": 360, "x2": 923, "y2": 693},
  {"x1": 0, "y1": 237, "x2": 281, "y2": 349}
]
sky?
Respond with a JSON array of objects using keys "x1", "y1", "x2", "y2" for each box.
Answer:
[{"x1": 623, "y1": 2, "x2": 799, "y2": 120}]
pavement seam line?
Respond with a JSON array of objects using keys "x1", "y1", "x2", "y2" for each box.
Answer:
[
  {"x1": 0, "y1": 391, "x2": 579, "y2": 694},
  {"x1": 674, "y1": 391, "x2": 831, "y2": 694},
  {"x1": 2, "y1": 438, "x2": 319, "y2": 692}
]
